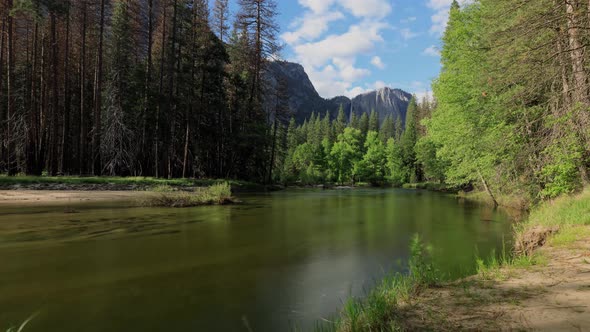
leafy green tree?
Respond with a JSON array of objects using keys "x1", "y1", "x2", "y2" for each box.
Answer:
[
  {"x1": 329, "y1": 127, "x2": 362, "y2": 184},
  {"x1": 386, "y1": 138, "x2": 405, "y2": 186},
  {"x1": 415, "y1": 138, "x2": 447, "y2": 183},
  {"x1": 356, "y1": 131, "x2": 386, "y2": 185}
]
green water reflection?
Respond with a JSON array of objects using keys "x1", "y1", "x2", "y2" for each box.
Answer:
[{"x1": 0, "y1": 189, "x2": 512, "y2": 331}]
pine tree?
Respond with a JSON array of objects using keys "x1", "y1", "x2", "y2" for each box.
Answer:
[
  {"x1": 368, "y1": 109, "x2": 379, "y2": 133},
  {"x1": 212, "y1": 0, "x2": 230, "y2": 42}
]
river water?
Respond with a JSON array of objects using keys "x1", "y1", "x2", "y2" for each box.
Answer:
[{"x1": 0, "y1": 189, "x2": 512, "y2": 331}]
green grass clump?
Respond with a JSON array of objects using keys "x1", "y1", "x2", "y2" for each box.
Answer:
[
  {"x1": 323, "y1": 235, "x2": 440, "y2": 332},
  {"x1": 143, "y1": 182, "x2": 235, "y2": 208},
  {"x1": 516, "y1": 188, "x2": 590, "y2": 247},
  {"x1": 527, "y1": 188, "x2": 590, "y2": 228}
]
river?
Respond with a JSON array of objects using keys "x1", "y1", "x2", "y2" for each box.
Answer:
[{"x1": 0, "y1": 188, "x2": 512, "y2": 331}]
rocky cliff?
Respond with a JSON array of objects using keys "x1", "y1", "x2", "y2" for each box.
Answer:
[{"x1": 266, "y1": 61, "x2": 412, "y2": 124}]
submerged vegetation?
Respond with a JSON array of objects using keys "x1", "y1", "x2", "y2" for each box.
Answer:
[{"x1": 142, "y1": 182, "x2": 235, "y2": 207}]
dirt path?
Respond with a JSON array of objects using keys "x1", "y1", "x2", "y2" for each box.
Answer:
[
  {"x1": 403, "y1": 230, "x2": 590, "y2": 331},
  {"x1": 0, "y1": 190, "x2": 151, "y2": 205}
]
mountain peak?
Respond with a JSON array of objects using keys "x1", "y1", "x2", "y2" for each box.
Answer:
[{"x1": 266, "y1": 61, "x2": 412, "y2": 123}]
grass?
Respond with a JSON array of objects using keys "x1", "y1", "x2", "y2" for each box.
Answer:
[
  {"x1": 402, "y1": 182, "x2": 459, "y2": 193},
  {"x1": 6, "y1": 312, "x2": 39, "y2": 332},
  {"x1": 516, "y1": 187, "x2": 590, "y2": 247},
  {"x1": 318, "y1": 235, "x2": 441, "y2": 332},
  {"x1": 457, "y1": 190, "x2": 531, "y2": 212},
  {"x1": 0, "y1": 175, "x2": 262, "y2": 191},
  {"x1": 142, "y1": 182, "x2": 236, "y2": 208}
]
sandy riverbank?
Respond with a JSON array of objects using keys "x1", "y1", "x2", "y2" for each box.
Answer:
[
  {"x1": 401, "y1": 227, "x2": 590, "y2": 331},
  {"x1": 0, "y1": 190, "x2": 152, "y2": 206}
]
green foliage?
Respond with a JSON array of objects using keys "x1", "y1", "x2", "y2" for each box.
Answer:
[
  {"x1": 355, "y1": 131, "x2": 386, "y2": 185},
  {"x1": 415, "y1": 138, "x2": 447, "y2": 183},
  {"x1": 324, "y1": 235, "x2": 439, "y2": 332},
  {"x1": 368, "y1": 109, "x2": 379, "y2": 132},
  {"x1": 379, "y1": 115, "x2": 395, "y2": 144},
  {"x1": 334, "y1": 105, "x2": 348, "y2": 136},
  {"x1": 359, "y1": 113, "x2": 369, "y2": 139},
  {"x1": 330, "y1": 128, "x2": 363, "y2": 184},
  {"x1": 409, "y1": 234, "x2": 439, "y2": 286},
  {"x1": 540, "y1": 135, "x2": 583, "y2": 198},
  {"x1": 144, "y1": 182, "x2": 234, "y2": 207}
]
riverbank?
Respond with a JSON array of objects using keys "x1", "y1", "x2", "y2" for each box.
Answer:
[
  {"x1": 0, "y1": 176, "x2": 272, "y2": 206},
  {"x1": 0, "y1": 190, "x2": 149, "y2": 206},
  {"x1": 0, "y1": 175, "x2": 265, "y2": 191},
  {"x1": 330, "y1": 188, "x2": 590, "y2": 331}
]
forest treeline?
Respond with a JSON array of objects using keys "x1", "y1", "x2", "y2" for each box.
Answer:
[
  {"x1": 277, "y1": 98, "x2": 436, "y2": 186},
  {"x1": 0, "y1": 0, "x2": 285, "y2": 181},
  {"x1": 418, "y1": 0, "x2": 590, "y2": 203}
]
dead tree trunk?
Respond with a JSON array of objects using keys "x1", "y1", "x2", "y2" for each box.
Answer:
[
  {"x1": 478, "y1": 170, "x2": 498, "y2": 208},
  {"x1": 79, "y1": 2, "x2": 88, "y2": 174},
  {"x1": 6, "y1": 0, "x2": 15, "y2": 175},
  {"x1": 61, "y1": 13, "x2": 72, "y2": 174},
  {"x1": 92, "y1": 0, "x2": 106, "y2": 175}
]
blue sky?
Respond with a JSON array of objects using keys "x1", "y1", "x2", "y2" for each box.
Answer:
[{"x1": 215, "y1": 0, "x2": 463, "y2": 99}]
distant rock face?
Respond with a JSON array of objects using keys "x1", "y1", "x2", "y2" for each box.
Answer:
[
  {"x1": 266, "y1": 61, "x2": 412, "y2": 125},
  {"x1": 351, "y1": 88, "x2": 413, "y2": 124},
  {"x1": 266, "y1": 61, "x2": 332, "y2": 123}
]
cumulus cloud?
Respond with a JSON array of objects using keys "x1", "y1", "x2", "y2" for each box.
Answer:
[
  {"x1": 422, "y1": 45, "x2": 440, "y2": 57},
  {"x1": 298, "y1": 0, "x2": 337, "y2": 14},
  {"x1": 282, "y1": 0, "x2": 393, "y2": 98},
  {"x1": 293, "y1": 21, "x2": 387, "y2": 67},
  {"x1": 371, "y1": 56, "x2": 386, "y2": 69},
  {"x1": 339, "y1": 0, "x2": 392, "y2": 18},
  {"x1": 281, "y1": 11, "x2": 344, "y2": 44}
]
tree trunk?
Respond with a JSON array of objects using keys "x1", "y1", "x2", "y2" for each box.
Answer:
[
  {"x1": 27, "y1": 23, "x2": 41, "y2": 175},
  {"x1": 61, "y1": 13, "x2": 71, "y2": 174},
  {"x1": 0, "y1": 17, "x2": 6, "y2": 174},
  {"x1": 478, "y1": 170, "x2": 498, "y2": 207},
  {"x1": 49, "y1": 12, "x2": 60, "y2": 176},
  {"x1": 167, "y1": 0, "x2": 178, "y2": 179},
  {"x1": 92, "y1": 0, "x2": 106, "y2": 175},
  {"x1": 6, "y1": 0, "x2": 15, "y2": 175},
  {"x1": 141, "y1": 0, "x2": 154, "y2": 174},
  {"x1": 565, "y1": 0, "x2": 588, "y2": 105},
  {"x1": 155, "y1": 3, "x2": 167, "y2": 178},
  {"x1": 79, "y1": 2, "x2": 88, "y2": 175}
]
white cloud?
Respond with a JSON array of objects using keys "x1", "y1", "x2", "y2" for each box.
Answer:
[
  {"x1": 298, "y1": 0, "x2": 337, "y2": 14},
  {"x1": 401, "y1": 16, "x2": 417, "y2": 24},
  {"x1": 371, "y1": 56, "x2": 386, "y2": 69},
  {"x1": 281, "y1": 11, "x2": 344, "y2": 44},
  {"x1": 422, "y1": 45, "x2": 440, "y2": 57},
  {"x1": 282, "y1": 0, "x2": 393, "y2": 97},
  {"x1": 400, "y1": 28, "x2": 419, "y2": 40},
  {"x1": 339, "y1": 0, "x2": 392, "y2": 18},
  {"x1": 293, "y1": 21, "x2": 387, "y2": 67}
]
